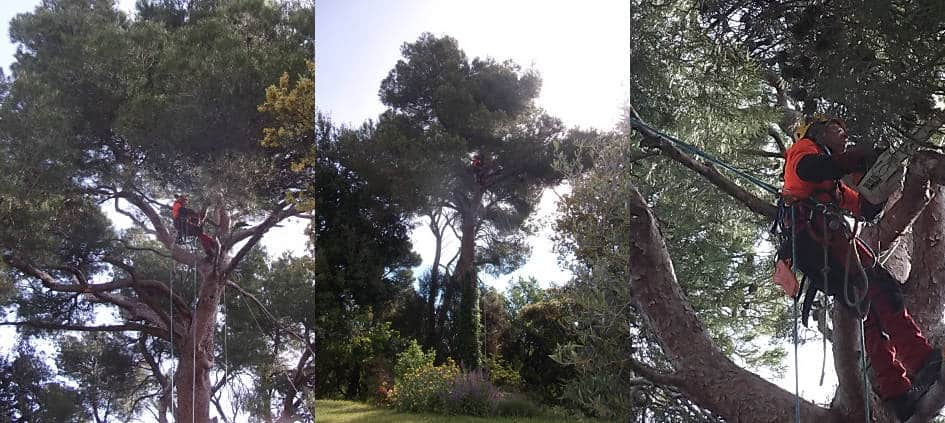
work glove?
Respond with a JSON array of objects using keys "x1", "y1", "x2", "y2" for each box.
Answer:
[{"x1": 835, "y1": 142, "x2": 878, "y2": 173}]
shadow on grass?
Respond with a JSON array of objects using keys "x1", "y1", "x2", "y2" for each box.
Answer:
[{"x1": 314, "y1": 400, "x2": 576, "y2": 423}]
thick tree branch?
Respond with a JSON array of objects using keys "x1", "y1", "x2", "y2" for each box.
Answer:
[
  {"x1": 875, "y1": 150, "x2": 945, "y2": 249},
  {"x1": 107, "y1": 238, "x2": 172, "y2": 258},
  {"x1": 223, "y1": 204, "x2": 295, "y2": 277},
  {"x1": 623, "y1": 184, "x2": 828, "y2": 421},
  {"x1": 624, "y1": 356, "x2": 685, "y2": 387},
  {"x1": 636, "y1": 130, "x2": 778, "y2": 218},
  {"x1": 0, "y1": 320, "x2": 162, "y2": 336},
  {"x1": 114, "y1": 190, "x2": 174, "y2": 246},
  {"x1": 626, "y1": 107, "x2": 777, "y2": 218}
]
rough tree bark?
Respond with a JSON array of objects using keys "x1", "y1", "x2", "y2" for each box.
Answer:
[
  {"x1": 2, "y1": 188, "x2": 300, "y2": 423},
  {"x1": 628, "y1": 109, "x2": 945, "y2": 422}
]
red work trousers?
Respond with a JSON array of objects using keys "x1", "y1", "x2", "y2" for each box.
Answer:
[{"x1": 790, "y1": 213, "x2": 931, "y2": 400}]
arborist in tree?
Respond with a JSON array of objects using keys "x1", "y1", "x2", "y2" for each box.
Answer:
[
  {"x1": 471, "y1": 153, "x2": 485, "y2": 185},
  {"x1": 172, "y1": 194, "x2": 217, "y2": 260},
  {"x1": 778, "y1": 115, "x2": 942, "y2": 421}
]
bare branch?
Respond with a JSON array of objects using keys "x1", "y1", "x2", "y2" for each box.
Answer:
[
  {"x1": 223, "y1": 204, "x2": 295, "y2": 277},
  {"x1": 115, "y1": 199, "x2": 155, "y2": 233},
  {"x1": 114, "y1": 190, "x2": 174, "y2": 248},
  {"x1": 0, "y1": 320, "x2": 158, "y2": 334},
  {"x1": 624, "y1": 356, "x2": 685, "y2": 387},
  {"x1": 107, "y1": 238, "x2": 172, "y2": 258}
]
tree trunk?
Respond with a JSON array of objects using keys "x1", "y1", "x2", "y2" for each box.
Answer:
[
  {"x1": 425, "y1": 211, "x2": 445, "y2": 348},
  {"x1": 905, "y1": 187, "x2": 945, "y2": 342},
  {"x1": 623, "y1": 184, "x2": 833, "y2": 422},
  {"x1": 454, "y1": 189, "x2": 484, "y2": 368},
  {"x1": 173, "y1": 265, "x2": 224, "y2": 423}
]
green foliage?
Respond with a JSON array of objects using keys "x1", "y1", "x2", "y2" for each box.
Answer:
[
  {"x1": 394, "y1": 340, "x2": 436, "y2": 383},
  {"x1": 368, "y1": 33, "x2": 566, "y2": 368},
  {"x1": 483, "y1": 355, "x2": 521, "y2": 390},
  {"x1": 57, "y1": 333, "x2": 141, "y2": 421},
  {"x1": 548, "y1": 4, "x2": 787, "y2": 420},
  {"x1": 390, "y1": 359, "x2": 460, "y2": 414},
  {"x1": 0, "y1": 344, "x2": 82, "y2": 422},
  {"x1": 504, "y1": 276, "x2": 547, "y2": 318},
  {"x1": 495, "y1": 395, "x2": 542, "y2": 417},
  {"x1": 506, "y1": 296, "x2": 576, "y2": 405},
  {"x1": 258, "y1": 60, "x2": 317, "y2": 210},
  {"x1": 480, "y1": 286, "x2": 510, "y2": 358},
  {"x1": 700, "y1": 0, "x2": 945, "y2": 138}
]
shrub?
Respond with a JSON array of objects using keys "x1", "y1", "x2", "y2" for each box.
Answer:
[
  {"x1": 390, "y1": 358, "x2": 459, "y2": 413},
  {"x1": 444, "y1": 368, "x2": 500, "y2": 416},
  {"x1": 496, "y1": 394, "x2": 542, "y2": 417},
  {"x1": 393, "y1": 340, "x2": 436, "y2": 383},
  {"x1": 484, "y1": 355, "x2": 522, "y2": 389}
]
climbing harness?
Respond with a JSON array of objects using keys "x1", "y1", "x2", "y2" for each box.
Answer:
[{"x1": 628, "y1": 116, "x2": 894, "y2": 423}]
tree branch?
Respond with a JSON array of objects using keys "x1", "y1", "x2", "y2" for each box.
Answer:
[
  {"x1": 223, "y1": 204, "x2": 295, "y2": 277},
  {"x1": 624, "y1": 356, "x2": 685, "y2": 387},
  {"x1": 635, "y1": 130, "x2": 778, "y2": 218},
  {"x1": 0, "y1": 320, "x2": 160, "y2": 335},
  {"x1": 622, "y1": 183, "x2": 828, "y2": 421}
]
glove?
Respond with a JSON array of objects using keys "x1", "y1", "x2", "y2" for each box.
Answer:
[{"x1": 835, "y1": 142, "x2": 878, "y2": 173}]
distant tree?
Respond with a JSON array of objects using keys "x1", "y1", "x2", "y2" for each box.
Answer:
[
  {"x1": 480, "y1": 286, "x2": 511, "y2": 358},
  {"x1": 0, "y1": 344, "x2": 82, "y2": 422},
  {"x1": 369, "y1": 33, "x2": 565, "y2": 368},
  {"x1": 504, "y1": 276, "x2": 548, "y2": 319}
]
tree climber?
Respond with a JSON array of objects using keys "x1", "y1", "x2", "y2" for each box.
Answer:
[
  {"x1": 472, "y1": 153, "x2": 485, "y2": 185},
  {"x1": 779, "y1": 115, "x2": 942, "y2": 421},
  {"x1": 172, "y1": 194, "x2": 217, "y2": 259}
]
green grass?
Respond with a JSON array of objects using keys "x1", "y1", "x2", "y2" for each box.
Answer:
[{"x1": 314, "y1": 400, "x2": 581, "y2": 423}]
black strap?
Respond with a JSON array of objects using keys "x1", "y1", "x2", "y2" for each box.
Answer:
[{"x1": 801, "y1": 275, "x2": 817, "y2": 327}]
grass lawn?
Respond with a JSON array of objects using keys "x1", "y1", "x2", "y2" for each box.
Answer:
[{"x1": 314, "y1": 400, "x2": 583, "y2": 423}]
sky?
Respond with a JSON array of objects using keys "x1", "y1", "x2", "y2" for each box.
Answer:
[
  {"x1": 316, "y1": 0, "x2": 632, "y2": 290},
  {"x1": 0, "y1": 0, "x2": 845, "y2": 415},
  {"x1": 315, "y1": 0, "x2": 841, "y2": 407}
]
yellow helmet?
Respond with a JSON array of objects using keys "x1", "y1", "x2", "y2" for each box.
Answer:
[{"x1": 794, "y1": 114, "x2": 846, "y2": 141}]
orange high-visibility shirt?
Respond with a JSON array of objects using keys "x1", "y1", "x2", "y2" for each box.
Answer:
[
  {"x1": 782, "y1": 138, "x2": 862, "y2": 216},
  {"x1": 172, "y1": 200, "x2": 184, "y2": 219}
]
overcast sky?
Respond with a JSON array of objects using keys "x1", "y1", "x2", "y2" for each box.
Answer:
[{"x1": 315, "y1": 0, "x2": 634, "y2": 291}]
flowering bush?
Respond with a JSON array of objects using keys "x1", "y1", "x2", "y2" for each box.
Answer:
[
  {"x1": 484, "y1": 355, "x2": 522, "y2": 389},
  {"x1": 444, "y1": 368, "x2": 500, "y2": 416},
  {"x1": 390, "y1": 358, "x2": 459, "y2": 413},
  {"x1": 390, "y1": 359, "x2": 504, "y2": 416},
  {"x1": 393, "y1": 340, "x2": 436, "y2": 383}
]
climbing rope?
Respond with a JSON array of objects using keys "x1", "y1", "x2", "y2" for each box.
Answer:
[
  {"x1": 238, "y1": 289, "x2": 316, "y2": 420},
  {"x1": 630, "y1": 117, "x2": 885, "y2": 423},
  {"x1": 168, "y1": 239, "x2": 176, "y2": 418},
  {"x1": 790, "y1": 206, "x2": 801, "y2": 423},
  {"x1": 627, "y1": 117, "x2": 781, "y2": 195},
  {"x1": 190, "y1": 237, "x2": 197, "y2": 423}
]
